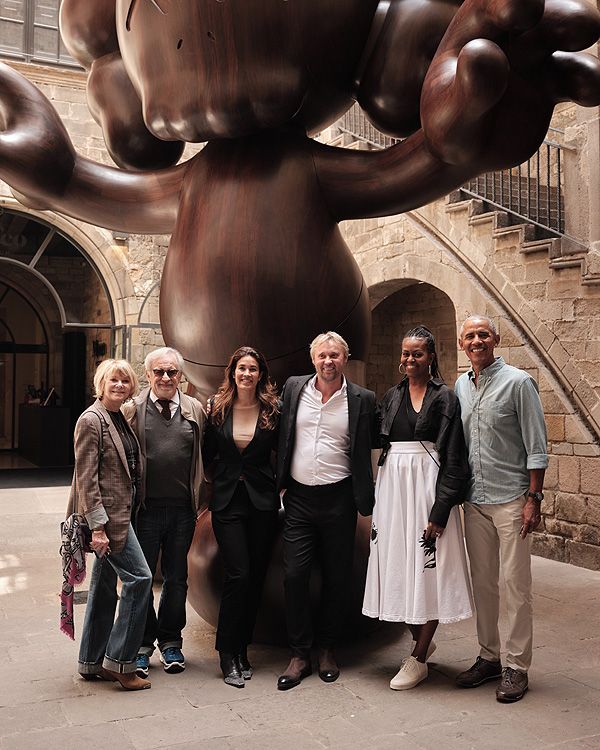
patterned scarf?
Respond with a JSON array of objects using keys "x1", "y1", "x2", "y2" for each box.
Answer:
[{"x1": 59, "y1": 513, "x2": 90, "y2": 640}]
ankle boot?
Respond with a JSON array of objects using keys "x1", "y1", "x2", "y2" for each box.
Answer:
[
  {"x1": 238, "y1": 647, "x2": 253, "y2": 680},
  {"x1": 219, "y1": 652, "x2": 245, "y2": 688}
]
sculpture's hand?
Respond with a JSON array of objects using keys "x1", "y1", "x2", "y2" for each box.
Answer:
[
  {"x1": 0, "y1": 62, "x2": 76, "y2": 206},
  {"x1": 420, "y1": 0, "x2": 600, "y2": 169}
]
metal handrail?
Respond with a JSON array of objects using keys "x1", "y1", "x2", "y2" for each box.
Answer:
[{"x1": 337, "y1": 103, "x2": 565, "y2": 235}]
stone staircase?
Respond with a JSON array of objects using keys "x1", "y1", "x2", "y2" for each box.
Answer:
[{"x1": 446, "y1": 190, "x2": 600, "y2": 285}]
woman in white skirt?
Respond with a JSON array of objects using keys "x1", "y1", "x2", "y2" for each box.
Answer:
[{"x1": 363, "y1": 325, "x2": 473, "y2": 690}]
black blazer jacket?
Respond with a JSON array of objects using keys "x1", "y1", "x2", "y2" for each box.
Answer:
[
  {"x1": 203, "y1": 407, "x2": 279, "y2": 513},
  {"x1": 276, "y1": 375, "x2": 377, "y2": 517}
]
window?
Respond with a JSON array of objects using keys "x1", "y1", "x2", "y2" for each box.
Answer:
[{"x1": 0, "y1": 0, "x2": 79, "y2": 67}]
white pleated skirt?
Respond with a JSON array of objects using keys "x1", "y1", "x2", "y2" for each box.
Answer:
[{"x1": 362, "y1": 441, "x2": 473, "y2": 625}]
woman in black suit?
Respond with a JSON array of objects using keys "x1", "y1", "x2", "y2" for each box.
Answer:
[{"x1": 204, "y1": 346, "x2": 280, "y2": 688}]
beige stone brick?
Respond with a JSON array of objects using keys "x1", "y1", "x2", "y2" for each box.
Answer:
[
  {"x1": 540, "y1": 490, "x2": 555, "y2": 515},
  {"x1": 540, "y1": 390, "x2": 569, "y2": 414},
  {"x1": 566, "y1": 540, "x2": 600, "y2": 570},
  {"x1": 574, "y1": 378, "x2": 600, "y2": 413},
  {"x1": 586, "y1": 496, "x2": 600, "y2": 527},
  {"x1": 543, "y1": 455, "x2": 559, "y2": 490},
  {"x1": 548, "y1": 340, "x2": 570, "y2": 371},
  {"x1": 531, "y1": 533, "x2": 566, "y2": 562},
  {"x1": 555, "y1": 491, "x2": 586, "y2": 523},
  {"x1": 574, "y1": 444, "x2": 600, "y2": 457},
  {"x1": 533, "y1": 323, "x2": 556, "y2": 352},
  {"x1": 551, "y1": 442, "x2": 573, "y2": 455},
  {"x1": 575, "y1": 524, "x2": 600, "y2": 546},
  {"x1": 573, "y1": 298, "x2": 600, "y2": 318},
  {"x1": 579, "y1": 457, "x2": 600, "y2": 495},
  {"x1": 544, "y1": 517, "x2": 577, "y2": 538},
  {"x1": 546, "y1": 414, "x2": 565, "y2": 442},
  {"x1": 564, "y1": 416, "x2": 590, "y2": 444},
  {"x1": 507, "y1": 346, "x2": 535, "y2": 369}
]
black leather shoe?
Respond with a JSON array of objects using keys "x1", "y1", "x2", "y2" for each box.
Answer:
[
  {"x1": 238, "y1": 648, "x2": 253, "y2": 680},
  {"x1": 219, "y1": 652, "x2": 245, "y2": 688},
  {"x1": 277, "y1": 657, "x2": 312, "y2": 690},
  {"x1": 456, "y1": 656, "x2": 502, "y2": 688},
  {"x1": 317, "y1": 648, "x2": 340, "y2": 683}
]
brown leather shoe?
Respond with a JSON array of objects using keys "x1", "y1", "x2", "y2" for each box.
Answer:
[
  {"x1": 100, "y1": 667, "x2": 151, "y2": 691},
  {"x1": 277, "y1": 656, "x2": 312, "y2": 690},
  {"x1": 317, "y1": 648, "x2": 340, "y2": 683},
  {"x1": 496, "y1": 667, "x2": 528, "y2": 702},
  {"x1": 456, "y1": 657, "x2": 502, "y2": 688}
]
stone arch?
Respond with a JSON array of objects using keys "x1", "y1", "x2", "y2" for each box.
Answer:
[
  {"x1": 0, "y1": 197, "x2": 133, "y2": 327},
  {"x1": 348, "y1": 209, "x2": 598, "y2": 444},
  {"x1": 367, "y1": 281, "x2": 458, "y2": 398},
  {"x1": 0, "y1": 201, "x2": 133, "y2": 460}
]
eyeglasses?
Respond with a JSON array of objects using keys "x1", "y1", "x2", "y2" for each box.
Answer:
[{"x1": 152, "y1": 368, "x2": 180, "y2": 378}]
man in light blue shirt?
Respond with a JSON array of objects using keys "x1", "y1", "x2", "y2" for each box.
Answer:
[{"x1": 454, "y1": 315, "x2": 548, "y2": 703}]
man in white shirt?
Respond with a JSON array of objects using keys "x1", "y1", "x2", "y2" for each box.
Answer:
[{"x1": 276, "y1": 332, "x2": 377, "y2": 690}]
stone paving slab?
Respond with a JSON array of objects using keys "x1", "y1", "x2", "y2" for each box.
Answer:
[{"x1": 0, "y1": 484, "x2": 600, "y2": 750}]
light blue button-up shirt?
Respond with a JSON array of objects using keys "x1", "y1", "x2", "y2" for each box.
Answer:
[{"x1": 455, "y1": 357, "x2": 548, "y2": 505}]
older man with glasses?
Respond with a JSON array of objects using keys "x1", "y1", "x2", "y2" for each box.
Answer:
[{"x1": 123, "y1": 347, "x2": 205, "y2": 677}]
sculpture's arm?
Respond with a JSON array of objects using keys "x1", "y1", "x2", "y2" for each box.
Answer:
[
  {"x1": 313, "y1": 132, "x2": 472, "y2": 220},
  {"x1": 0, "y1": 62, "x2": 184, "y2": 234},
  {"x1": 315, "y1": 0, "x2": 600, "y2": 221}
]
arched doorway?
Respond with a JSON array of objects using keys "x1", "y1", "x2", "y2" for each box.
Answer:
[
  {"x1": 367, "y1": 282, "x2": 458, "y2": 398},
  {"x1": 0, "y1": 207, "x2": 115, "y2": 468}
]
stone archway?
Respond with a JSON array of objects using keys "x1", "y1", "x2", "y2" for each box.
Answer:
[
  {"x1": 367, "y1": 281, "x2": 458, "y2": 398},
  {"x1": 0, "y1": 204, "x2": 122, "y2": 465}
]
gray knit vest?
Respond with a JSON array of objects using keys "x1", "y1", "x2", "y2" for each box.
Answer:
[{"x1": 145, "y1": 399, "x2": 194, "y2": 502}]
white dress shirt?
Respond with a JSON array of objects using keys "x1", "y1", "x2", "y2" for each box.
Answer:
[
  {"x1": 149, "y1": 389, "x2": 180, "y2": 418},
  {"x1": 290, "y1": 375, "x2": 351, "y2": 485}
]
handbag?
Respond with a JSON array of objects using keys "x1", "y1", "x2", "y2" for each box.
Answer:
[{"x1": 61, "y1": 410, "x2": 105, "y2": 553}]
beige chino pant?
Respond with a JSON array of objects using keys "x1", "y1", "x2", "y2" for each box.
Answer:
[{"x1": 464, "y1": 496, "x2": 533, "y2": 673}]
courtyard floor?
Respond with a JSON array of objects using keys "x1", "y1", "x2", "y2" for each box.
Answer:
[{"x1": 1, "y1": 481, "x2": 599, "y2": 750}]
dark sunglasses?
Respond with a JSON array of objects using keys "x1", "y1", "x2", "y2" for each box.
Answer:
[{"x1": 152, "y1": 368, "x2": 180, "y2": 378}]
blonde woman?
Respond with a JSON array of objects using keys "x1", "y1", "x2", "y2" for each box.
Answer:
[{"x1": 67, "y1": 359, "x2": 153, "y2": 690}]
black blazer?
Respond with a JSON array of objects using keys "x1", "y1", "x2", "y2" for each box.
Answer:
[
  {"x1": 203, "y1": 407, "x2": 279, "y2": 513},
  {"x1": 276, "y1": 375, "x2": 377, "y2": 517}
]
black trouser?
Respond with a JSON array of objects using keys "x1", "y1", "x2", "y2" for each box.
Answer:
[
  {"x1": 283, "y1": 478, "x2": 357, "y2": 657},
  {"x1": 211, "y1": 482, "x2": 278, "y2": 653},
  {"x1": 135, "y1": 500, "x2": 196, "y2": 654}
]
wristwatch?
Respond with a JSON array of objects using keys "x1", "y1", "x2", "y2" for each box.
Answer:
[{"x1": 528, "y1": 491, "x2": 544, "y2": 503}]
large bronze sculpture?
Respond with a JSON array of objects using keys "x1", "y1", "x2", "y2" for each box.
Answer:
[
  {"x1": 0, "y1": 0, "x2": 599, "y2": 640},
  {"x1": 0, "y1": 0, "x2": 598, "y2": 393}
]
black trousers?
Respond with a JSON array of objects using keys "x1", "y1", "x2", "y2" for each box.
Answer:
[
  {"x1": 211, "y1": 482, "x2": 278, "y2": 653},
  {"x1": 283, "y1": 478, "x2": 357, "y2": 656}
]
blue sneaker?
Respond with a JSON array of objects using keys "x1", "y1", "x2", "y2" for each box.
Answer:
[
  {"x1": 160, "y1": 647, "x2": 185, "y2": 674},
  {"x1": 135, "y1": 653, "x2": 150, "y2": 678}
]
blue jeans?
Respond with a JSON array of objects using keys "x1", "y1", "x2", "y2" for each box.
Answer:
[
  {"x1": 135, "y1": 501, "x2": 196, "y2": 654},
  {"x1": 78, "y1": 524, "x2": 152, "y2": 675}
]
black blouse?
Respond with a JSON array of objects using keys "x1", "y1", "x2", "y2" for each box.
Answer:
[
  {"x1": 108, "y1": 409, "x2": 138, "y2": 478},
  {"x1": 389, "y1": 387, "x2": 418, "y2": 441}
]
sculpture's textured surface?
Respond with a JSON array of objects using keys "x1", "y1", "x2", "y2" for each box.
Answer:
[{"x1": 0, "y1": 0, "x2": 598, "y2": 394}]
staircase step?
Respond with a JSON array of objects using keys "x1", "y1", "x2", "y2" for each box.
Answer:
[
  {"x1": 521, "y1": 237, "x2": 562, "y2": 257},
  {"x1": 492, "y1": 222, "x2": 537, "y2": 242}
]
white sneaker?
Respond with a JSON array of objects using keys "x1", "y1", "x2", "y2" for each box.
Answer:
[{"x1": 390, "y1": 656, "x2": 428, "y2": 690}]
